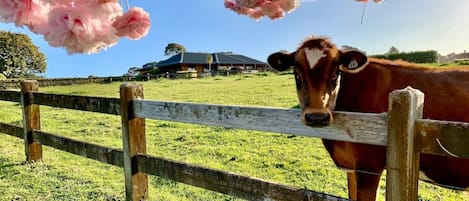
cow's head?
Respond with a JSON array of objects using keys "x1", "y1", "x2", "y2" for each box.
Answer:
[{"x1": 268, "y1": 37, "x2": 368, "y2": 127}]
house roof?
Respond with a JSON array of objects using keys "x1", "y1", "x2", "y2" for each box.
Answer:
[
  {"x1": 215, "y1": 52, "x2": 266, "y2": 65},
  {"x1": 140, "y1": 52, "x2": 266, "y2": 70}
]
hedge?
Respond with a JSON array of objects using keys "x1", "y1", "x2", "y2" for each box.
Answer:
[{"x1": 371, "y1": 50, "x2": 438, "y2": 63}]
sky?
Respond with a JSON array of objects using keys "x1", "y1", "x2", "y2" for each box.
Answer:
[{"x1": 1, "y1": 0, "x2": 469, "y2": 78}]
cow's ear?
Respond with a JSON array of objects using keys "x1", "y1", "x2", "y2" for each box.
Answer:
[
  {"x1": 267, "y1": 51, "x2": 295, "y2": 72},
  {"x1": 339, "y1": 50, "x2": 368, "y2": 73}
]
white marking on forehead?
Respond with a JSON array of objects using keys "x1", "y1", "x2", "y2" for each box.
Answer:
[{"x1": 304, "y1": 48, "x2": 326, "y2": 70}]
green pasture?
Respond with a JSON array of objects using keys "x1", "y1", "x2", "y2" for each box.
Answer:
[{"x1": 0, "y1": 73, "x2": 464, "y2": 200}]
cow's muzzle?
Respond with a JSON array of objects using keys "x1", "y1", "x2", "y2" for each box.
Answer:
[{"x1": 304, "y1": 112, "x2": 331, "y2": 127}]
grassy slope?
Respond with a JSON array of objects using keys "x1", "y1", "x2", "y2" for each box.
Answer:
[{"x1": 0, "y1": 73, "x2": 464, "y2": 201}]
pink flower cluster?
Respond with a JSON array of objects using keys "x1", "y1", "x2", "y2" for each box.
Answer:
[
  {"x1": 0, "y1": 0, "x2": 150, "y2": 54},
  {"x1": 224, "y1": 0, "x2": 300, "y2": 20}
]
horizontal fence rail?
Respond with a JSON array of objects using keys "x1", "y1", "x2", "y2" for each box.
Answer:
[
  {"x1": 0, "y1": 122, "x2": 23, "y2": 139},
  {"x1": 416, "y1": 119, "x2": 469, "y2": 159},
  {"x1": 31, "y1": 92, "x2": 121, "y2": 115},
  {"x1": 0, "y1": 90, "x2": 21, "y2": 102},
  {"x1": 32, "y1": 130, "x2": 124, "y2": 167},
  {"x1": 133, "y1": 100, "x2": 389, "y2": 146},
  {"x1": 137, "y1": 154, "x2": 349, "y2": 201}
]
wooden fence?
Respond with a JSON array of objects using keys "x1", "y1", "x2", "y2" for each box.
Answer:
[{"x1": 0, "y1": 80, "x2": 468, "y2": 201}]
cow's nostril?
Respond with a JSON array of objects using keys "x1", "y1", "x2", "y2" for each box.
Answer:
[
  {"x1": 324, "y1": 113, "x2": 331, "y2": 124},
  {"x1": 304, "y1": 113, "x2": 331, "y2": 127}
]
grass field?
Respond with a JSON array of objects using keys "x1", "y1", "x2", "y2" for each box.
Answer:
[{"x1": 0, "y1": 73, "x2": 464, "y2": 201}]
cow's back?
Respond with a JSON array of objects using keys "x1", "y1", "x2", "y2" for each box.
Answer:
[
  {"x1": 337, "y1": 60, "x2": 469, "y2": 122},
  {"x1": 327, "y1": 59, "x2": 469, "y2": 190}
]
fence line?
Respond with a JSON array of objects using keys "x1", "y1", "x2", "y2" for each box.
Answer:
[
  {"x1": 0, "y1": 90, "x2": 21, "y2": 102},
  {"x1": 136, "y1": 154, "x2": 349, "y2": 201},
  {"x1": 32, "y1": 130, "x2": 124, "y2": 167},
  {"x1": 133, "y1": 100, "x2": 389, "y2": 146},
  {"x1": 416, "y1": 119, "x2": 469, "y2": 158},
  {"x1": 0, "y1": 122, "x2": 23, "y2": 138},
  {"x1": 0, "y1": 80, "x2": 468, "y2": 201},
  {"x1": 31, "y1": 92, "x2": 121, "y2": 115}
]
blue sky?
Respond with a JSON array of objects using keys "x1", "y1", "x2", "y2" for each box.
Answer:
[{"x1": 1, "y1": 0, "x2": 468, "y2": 78}]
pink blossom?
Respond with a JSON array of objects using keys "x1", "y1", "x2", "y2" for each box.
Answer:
[
  {"x1": 225, "y1": 0, "x2": 298, "y2": 20},
  {"x1": 261, "y1": 2, "x2": 284, "y2": 20},
  {"x1": 0, "y1": 0, "x2": 151, "y2": 54},
  {"x1": 276, "y1": 0, "x2": 300, "y2": 13},
  {"x1": 225, "y1": 0, "x2": 255, "y2": 16},
  {"x1": 0, "y1": 0, "x2": 49, "y2": 27},
  {"x1": 112, "y1": 7, "x2": 150, "y2": 40},
  {"x1": 45, "y1": 5, "x2": 118, "y2": 54},
  {"x1": 80, "y1": 0, "x2": 123, "y2": 19},
  {"x1": 235, "y1": 0, "x2": 267, "y2": 8},
  {"x1": 249, "y1": 9, "x2": 264, "y2": 20},
  {"x1": 47, "y1": 0, "x2": 118, "y2": 6}
]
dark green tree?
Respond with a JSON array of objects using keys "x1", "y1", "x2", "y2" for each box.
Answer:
[
  {"x1": 386, "y1": 46, "x2": 400, "y2": 55},
  {"x1": 0, "y1": 31, "x2": 46, "y2": 78},
  {"x1": 164, "y1": 43, "x2": 186, "y2": 56}
]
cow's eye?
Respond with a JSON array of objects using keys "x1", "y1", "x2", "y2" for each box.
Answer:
[{"x1": 294, "y1": 72, "x2": 302, "y2": 90}]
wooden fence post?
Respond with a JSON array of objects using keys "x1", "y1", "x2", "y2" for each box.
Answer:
[
  {"x1": 20, "y1": 80, "x2": 42, "y2": 162},
  {"x1": 386, "y1": 87, "x2": 424, "y2": 201},
  {"x1": 120, "y1": 83, "x2": 148, "y2": 201}
]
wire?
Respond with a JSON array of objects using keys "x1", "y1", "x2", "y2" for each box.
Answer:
[
  {"x1": 360, "y1": 3, "x2": 367, "y2": 24},
  {"x1": 125, "y1": 0, "x2": 130, "y2": 11},
  {"x1": 119, "y1": 0, "x2": 130, "y2": 11}
]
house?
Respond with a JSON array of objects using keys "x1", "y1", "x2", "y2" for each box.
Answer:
[
  {"x1": 137, "y1": 52, "x2": 268, "y2": 78},
  {"x1": 439, "y1": 51, "x2": 469, "y2": 63}
]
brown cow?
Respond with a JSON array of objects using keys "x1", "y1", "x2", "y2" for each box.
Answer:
[{"x1": 267, "y1": 36, "x2": 469, "y2": 201}]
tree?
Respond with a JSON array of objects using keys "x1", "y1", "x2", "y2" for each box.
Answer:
[
  {"x1": 386, "y1": 46, "x2": 400, "y2": 55},
  {"x1": 164, "y1": 43, "x2": 186, "y2": 56},
  {"x1": 124, "y1": 66, "x2": 140, "y2": 76},
  {"x1": 0, "y1": 31, "x2": 47, "y2": 78}
]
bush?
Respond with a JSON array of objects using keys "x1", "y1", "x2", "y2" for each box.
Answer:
[
  {"x1": 149, "y1": 67, "x2": 159, "y2": 74},
  {"x1": 456, "y1": 61, "x2": 469, "y2": 65},
  {"x1": 372, "y1": 50, "x2": 438, "y2": 63},
  {"x1": 0, "y1": 74, "x2": 6, "y2": 80}
]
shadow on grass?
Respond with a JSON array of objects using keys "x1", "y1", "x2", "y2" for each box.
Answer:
[{"x1": 0, "y1": 161, "x2": 25, "y2": 169}]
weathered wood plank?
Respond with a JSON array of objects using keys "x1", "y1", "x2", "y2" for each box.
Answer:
[
  {"x1": 0, "y1": 90, "x2": 21, "y2": 102},
  {"x1": 386, "y1": 87, "x2": 424, "y2": 201},
  {"x1": 21, "y1": 80, "x2": 42, "y2": 162},
  {"x1": 416, "y1": 119, "x2": 469, "y2": 159},
  {"x1": 31, "y1": 92, "x2": 120, "y2": 115},
  {"x1": 32, "y1": 130, "x2": 124, "y2": 167},
  {"x1": 133, "y1": 100, "x2": 388, "y2": 146},
  {"x1": 120, "y1": 83, "x2": 148, "y2": 201},
  {"x1": 137, "y1": 154, "x2": 349, "y2": 201},
  {"x1": 0, "y1": 122, "x2": 23, "y2": 139}
]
